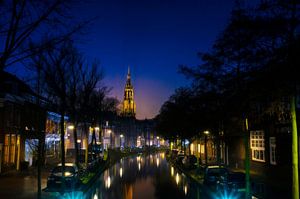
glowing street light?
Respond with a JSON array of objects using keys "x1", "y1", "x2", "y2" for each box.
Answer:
[{"x1": 67, "y1": 125, "x2": 74, "y2": 130}]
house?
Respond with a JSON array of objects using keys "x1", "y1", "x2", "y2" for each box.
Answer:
[
  {"x1": 0, "y1": 71, "x2": 46, "y2": 172},
  {"x1": 225, "y1": 97, "x2": 299, "y2": 198}
]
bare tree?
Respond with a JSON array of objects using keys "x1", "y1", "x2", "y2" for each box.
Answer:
[
  {"x1": 66, "y1": 52, "x2": 84, "y2": 167},
  {"x1": 78, "y1": 63, "x2": 103, "y2": 167},
  {"x1": 31, "y1": 41, "x2": 78, "y2": 193},
  {"x1": 0, "y1": 0, "x2": 88, "y2": 70}
]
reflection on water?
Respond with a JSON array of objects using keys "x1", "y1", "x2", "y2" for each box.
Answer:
[
  {"x1": 44, "y1": 152, "x2": 288, "y2": 199},
  {"x1": 86, "y1": 152, "x2": 199, "y2": 199},
  {"x1": 51, "y1": 152, "x2": 200, "y2": 199},
  {"x1": 120, "y1": 167, "x2": 123, "y2": 178}
]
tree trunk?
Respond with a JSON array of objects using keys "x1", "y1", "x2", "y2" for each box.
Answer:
[
  {"x1": 216, "y1": 136, "x2": 221, "y2": 164},
  {"x1": 73, "y1": 126, "x2": 79, "y2": 167},
  {"x1": 204, "y1": 135, "x2": 208, "y2": 165},
  {"x1": 244, "y1": 118, "x2": 250, "y2": 199},
  {"x1": 37, "y1": 136, "x2": 42, "y2": 199},
  {"x1": 84, "y1": 123, "x2": 89, "y2": 168},
  {"x1": 60, "y1": 110, "x2": 66, "y2": 191},
  {"x1": 92, "y1": 127, "x2": 96, "y2": 149}
]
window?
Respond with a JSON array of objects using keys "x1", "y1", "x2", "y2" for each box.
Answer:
[
  {"x1": 4, "y1": 134, "x2": 10, "y2": 163},
  {"x1": 269, "y1": 137, "x2": 276, "y2": 165},
  {"x1": 10, "y1": 134, "x2": 16, "y2": 163},
  {"x1": 250, "y1": 131, "x2": 265, "y2": 162},
  {"x1": 3, "y1": 134, "x2": 17, "y2": 164}
]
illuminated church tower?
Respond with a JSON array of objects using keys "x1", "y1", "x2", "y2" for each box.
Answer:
[{"x1": 122, "y1": 66, "x2": 136, "y2": 118}]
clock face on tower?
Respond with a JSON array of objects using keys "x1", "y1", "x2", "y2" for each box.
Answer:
[{"x1": 122, "y1": 66, "x2": 136, "y2": 117}]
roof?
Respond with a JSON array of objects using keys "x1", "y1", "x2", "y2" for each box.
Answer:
[{"x1": 0, "y1": 71, "x2": 34, "y2": 95}]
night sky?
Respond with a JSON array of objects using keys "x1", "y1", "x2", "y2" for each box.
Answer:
[{"x1": 9, "y1": 0, "x2": 236, "y2": 119}]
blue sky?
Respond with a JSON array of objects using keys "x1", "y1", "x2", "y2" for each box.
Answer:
[
  {"x1": 75, "y1": 0, "x2": 237, "y2": 119},
  {"x1": 9, "y1": 0, "x2": 237, "y2": 119}
]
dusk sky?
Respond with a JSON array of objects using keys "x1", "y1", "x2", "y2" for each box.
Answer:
[
  {"x1": 82, "y1": 0, "x2": 239, "y2": 120},
  {"x1": 9, "y1": 0, "x2": 236, "y2": 119}
]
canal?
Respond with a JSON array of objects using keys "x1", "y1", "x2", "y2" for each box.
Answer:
[
  {"x1": 47, "y1": 152, "x2": 201, "y2": 199},
  {"x1": 87, "y1": 152, "x2": 201, "y2": 199},
  {"x1": 43, "y1": 152, "x2": 289, "y2": 199}
]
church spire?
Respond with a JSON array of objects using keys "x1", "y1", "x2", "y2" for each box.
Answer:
[
  {"x1": 122, "y1": 66, "x2": 136, "y2": 118},
  {"x1": 127, "y1": 66, "x2": 131, "y2": 79}
]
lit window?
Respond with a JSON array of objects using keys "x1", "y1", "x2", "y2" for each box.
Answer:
[
  {"x1": 250, "y1": 131, "x2": 265, "y2": 162},
  {"x1": 269, "y1": 137, "x2": 276, "y2": 165}
]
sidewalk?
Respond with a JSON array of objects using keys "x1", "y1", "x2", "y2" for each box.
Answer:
[
  {"x1": 0, "y1": 156, "x2": 62, "y2": 199},
  {"x1": 0, "y1": 167, "x2": 49, "y2": 199},
  {"x1": 230, "y1": 167, "x2": 291, "y2": 198}
]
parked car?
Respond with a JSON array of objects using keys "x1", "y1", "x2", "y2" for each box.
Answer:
[
  {"x1": 182, "y1": 155, "x2": 198, "y2": 169},
  {"x1": 78, "y1": 153, "x2": 99, "y2": 169},
  {"x1": 47, "y1": 163, "x2": 80, "y2": 189},
  {"x1": 203, "y1": 165, "x2": 229, "y2": 187},
  {"x1": 170, "y1": 149, "x2": 179, "y2": 159},
  {"x1": 175, "y1": 154, "x2": 185, "y2": 165},
  {"x1": 217, "y1": 171, "x2": 246, "y2": 197},
  {"x1": 178, "y1": 150, "x2": 185, "y2": 155}
]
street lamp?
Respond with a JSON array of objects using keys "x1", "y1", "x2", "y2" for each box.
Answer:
[
  {"x1": 67, "y1": 125, "x2": 74, "y2": 130},
  {"x1": 204, "y1": 130, "x2": 209, "y2": 165},
  {"x1": 120, "y1": 134, "x2": 124, "y2": 149}
]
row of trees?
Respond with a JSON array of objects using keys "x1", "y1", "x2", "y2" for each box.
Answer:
[
  {"x1": 30, "y1": 40, "x2": 118, "y2": 195},
  {"x1": 156, "y1": 0, "x2": 299, "y2": 198},
  {"x1": 1, "y1": 0, "x2": 118, "y2": 197}
]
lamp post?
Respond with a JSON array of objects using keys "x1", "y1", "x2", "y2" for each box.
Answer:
[
  {"x1": 120, "y1": 134, "x2": 124, "y2": 149},
  {"x1": 204, "y1": 131, "x2": 209, "y2": 165}
]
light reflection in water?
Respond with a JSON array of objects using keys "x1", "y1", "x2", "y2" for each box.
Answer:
[
  {"x1": 120, "y1": 167, "x2": 123, "y2": 178},
  {"x1": 176, "y1": 173, "x2": 180, "y2": 185},
  {"x1": 124, "y1": 184, "x2": 133, "y2": 199},
  {"x1": 93, "y1": 193, "x2": 98, "y2": 199},
  {"x1": 84, "y1": 152, "x2": 204, "y2": 199},
  {"x1": 104, "y1": 170, "x2": 111, "y2": 189}
]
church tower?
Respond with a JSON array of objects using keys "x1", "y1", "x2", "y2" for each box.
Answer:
[{"x1": 122, "y1": 66, "x2": 136, "y2": 117}]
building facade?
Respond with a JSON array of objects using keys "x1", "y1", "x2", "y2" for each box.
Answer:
[{"x1": 0, "y1": 71, "x2": 46, "y2": 172}]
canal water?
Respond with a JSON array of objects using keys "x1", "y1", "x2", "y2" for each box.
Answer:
[
  {"x1": 47, "y1": 152, "x2": 201, "y2": 199},
  {"x1": 44, "y1": 152, "x2": 289, "y2": 199},
  {"x1": 87, "y1": 152, "x2": 201, "y2": 199}
]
